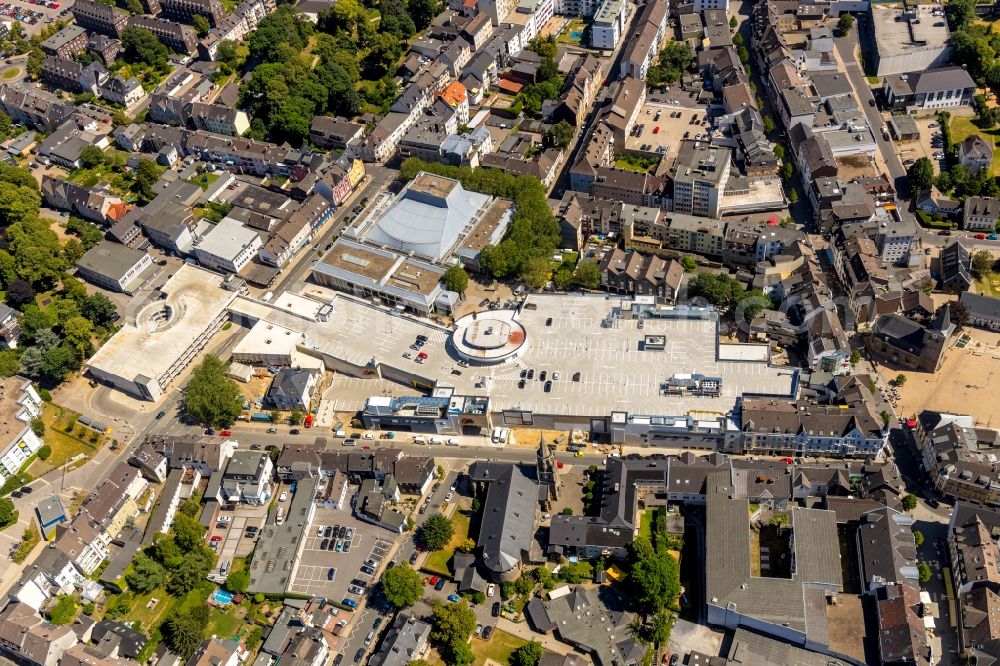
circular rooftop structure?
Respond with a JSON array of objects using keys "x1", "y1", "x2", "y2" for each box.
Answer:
[{"x1": 451, "y1": 310, "x2": 526, "y2": 364}]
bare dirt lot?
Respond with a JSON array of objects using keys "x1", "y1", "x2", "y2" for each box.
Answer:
[{"x1": 882, "y1": 327, "x2": 1000, "y2": 426}]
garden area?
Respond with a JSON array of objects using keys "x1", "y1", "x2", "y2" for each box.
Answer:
[
  {"x1": 423, "y1": 510, "x2": 470, "y2": 576},
  {"x1": 468, "y1": 630, "x2": 530, "y2": 666},
  {"x1": 951, "y1": 115, "x2": 1000, "y2": 177},
  {"x1": 615, "y1": 154, "x2": 661, "y2": 174},
  {"x1": 29, "y1": 402, "x2": 108, "y2": 474}
]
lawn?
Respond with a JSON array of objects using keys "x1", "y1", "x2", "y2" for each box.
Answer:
[
  {"x1": 975, "y1": 270, "x2": 1000, "y2": 297},
  {"x1": 615, "y1": 154, "x2": 660, "y2": 174},
  {"x1": 38, "y1": 402, "x2": 104, "y2": 468},
  {"x1": 557, "y1": 17, "x2": 586, "y2": 44},
  {"x1": 2, "y1": 66, "x2": 22, "y2": 80},
  {"x1": 638, "y1": 510, "x2": 653, "y2": 541},
  {"x1": 950, "y1": 115, "x2": 1000, "y2": 176},
  {"x1": 423, "y1": 510, "x2": 470, "y2": 576},
  {"x1": 470, "y1": 630, "x2": 529, "y2": 666},
  {"x1": 187, "y1": 172, "x2": 220, "y2": 191}
]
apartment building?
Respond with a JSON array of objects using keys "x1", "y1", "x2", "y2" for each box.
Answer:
[
  {"x1": 159, "y1": 0, "x2": 225, "y2": 26},
  {"x1": 0, "y1": 378, "x2": 44, "y2": 484},
  {"x1": 128, "y1": 15, "x2": 198, "y2": 54},
  {"x1": 71, "y1": 0, "x2": 129, "y2": 37},
  {"x1": 671, "y1": 140, "x2": 732, "y2": 218}
]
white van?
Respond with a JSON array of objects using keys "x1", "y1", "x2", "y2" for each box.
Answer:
[
  {"x1": 333, "y1": 430, "x2": 346, "y2": 438},
  {"x1": 498, "y1": 428, "x2": 510, "y2": 445},
  {"x1": 364, "y1": 632, "x2": 374, "y2": 646},
  {"x1": 413, "y1": 436, "x2": 427, "y2": 445},
  {"x1": 491, "y1": 428, "x2": 501, "y2": 444},
  {"x1": 429, "y1": 437, "x2": 443, "y2": 445},
  {"x1": 220, "y1": 560, "x2": 230, "y2": 576},
  {"x1": 446, "y1": 438, "x2": 460, "y2": 446}
]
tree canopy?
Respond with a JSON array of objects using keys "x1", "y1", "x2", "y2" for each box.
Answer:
[
  {"x1": 442, "y1": 264, "x2": 469, "y2": 295},
  {"x1": 907, "y1": 157, "x2": 935, "y2": 193},
  {"x1": 647, "y1": 40, "x2": 692, "y2": 87},
  {"x1": 185, "y1": 355, "x2": 243, "y2": 426},
  {"x1": 628, "y1": 537, "x2": 681, "y2": 615},
  {"x1": 380, "y1": 563, "x2": 423, "y2": 608},
  {"x1": 510, "y1": 641, "x2": 543, "y2": 666},
  {"x1": 418, "y1": 513, "x2": 454, "y2": 550},
  {"x1": 430, "y1": 601, "x2": 476, "y2": 648},
  {"x1": 46, "y1": 596, "x2": 78, "y2": 625},
  {"x1": 121, "y1": 27, "x2": 170, "y2": 71}
]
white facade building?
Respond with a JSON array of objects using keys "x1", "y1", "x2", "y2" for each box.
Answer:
[
  {"x1": 0, "y1": 378, "x2": 43, "y2": 483},
  {"x1": 193, "y1": 217, "x2": 263, "y2": 273}
]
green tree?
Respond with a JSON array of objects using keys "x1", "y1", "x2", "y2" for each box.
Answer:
[
  {"x1": 419, "y1": 513, "x2": 454, "y2": 550},
  {"x1": 442, "y1": 264, "x2": 469, "y2": 295},
  {"x1": 162, "y1": 607, "x2": 209, "y2": 659},
  {"x1": 0, "y1": 497, "x2": 15, "y2": 527},
  {"x1": 185, "y1": 355, "x2": 243, "y2": 426},
  {"x1": 628, "y1": 537, "x2": 681, "y2": 614},
  {"x1": 216, "y1": 39, "x2": 241, "y2": 73},
  {"x1": 46, "y1": 595, "x2": 78, "y2": 625},
  {"x1": 66, "y1": 217, "x2": 106, "y2": 250},
  {"x1": 972, "y1": 250, "x2": 994, "y2": 278},
  {"x1": 945, "y1": 0, "x2": 975, "y2": 28},
  {"x1": 573, "y1": 259, "x2": 601, "y2": 289},
  {"x1": 913, "y1": 530, "x2": 925, "y2": 547},
  {"x1": 772, "y1": 144, "x2": 784, "y2": 160},
  {"x1": 62, "y1": 316, "x2": 94, "y2": 358},
  {"x1": 79, "y1": 145, "x2": 104, "y2": 168},
  {"x1": 901, "y1": 494, "x2": 918, "y2": 511},
  {"x1": 121, "y1": 26, "x2": 170, "y2": 71},
  {"x1": 429, "y1": 601, "x2": 476, "y2": 646},
  {"x1": 681, "y1": 256, "x2": 697, "y2": 272},
  {"x1": 191, "y1": 14, "x2": 210, "y2": 37},
  {"x1": 524, "y1": 256, "x2": 552, "y2": 290},
  {"x1": 0, "y1": 179, "x2": 42, "y2": 227},
  {"x1": 894, "y1": 374, "x2": 908, "y2": 386},
  {"x1": 81, "y1": 294, "x2": 119, "y2": 326},
  {"x1": 545, "y1": 120, "x2": 574, "y2": 149},
  {"x1": 908, "y1": 158, "x2": 935, "y2": 193},
  {"x1": 380, "y1": 563, "x2": 423, "y2": 608},
  {"x1": 837, "y1": 13, "x2": 855, "y2": 34},
  {"x1": 917, "y1": 562, "x2": 932, "y2": 584},
  {"x1": 134, "y1": 159, "x2": 160, "y2": 203},
  {"x1": 224, "y1": 569, "x2": 250, "y2": 594},
  {"x1": 729, "y1": 14, "x2": 737, "y2": 28},
  {"x1": 35, "y1": 442, "x2": 50, "y2": 458},
  {"x1": 788, "y1": 188, "x2": 799, "y2": 204},
  {"x1": 407, "y1": 0, "x2": 441, "y2": 30},
  {"x1": 171, "y1": 513, "x2": 207, "y2": 552},
  {"x1": 126, "y1": 553, "x2": 168, "y2": 594},
  {"x1": 289, "y1": 409, "x2": 304, "y2": 426},
  {"x1": 510, "y1": 641, "x2": 543, "y2": 666},
  {"x1": 850, "y1": 349, "x2": 862, "y2": 365}
]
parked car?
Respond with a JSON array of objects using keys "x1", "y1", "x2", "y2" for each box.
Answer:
[
  {"x1": 487, "y1": 583, "x2": 495, "y2": 597},
  {"x1": 155, "y1": 410, "x2": 166, "y2": 419},
  {"x1": 279, "y1": 492, "x2": 288, "y2": 502},
  {"x1": 434, "y1": 578, "x2": 446, "y2": 591},
  {"x1": 328, "y1": 568, "x2": 335, "y2": 580},
  {"x1": 492, "y1": 602, "x2": 501, "y2": 617},
  {"x1": 361, "y1": 565, "x2": 376, "y2": 575},
  {"x1": 353, "y1": 649, "x2": 364, "y2": 663},
  {"x1": 482, "y1": 626, "x2": 493, "y2": 640},
  {"x1": 447, "y1": 594, "x2": 460, "y2": 602},
  {"x1": 409, "y1": 552, "x2": 419, "y2": 565}
]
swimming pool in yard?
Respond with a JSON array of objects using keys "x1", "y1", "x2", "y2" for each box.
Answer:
[{"x1": 211, "y1": 589, "x2": 233, "y2": 605}]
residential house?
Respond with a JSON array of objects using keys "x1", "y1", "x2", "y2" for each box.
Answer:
[
  {"x1": 368, "y1": 615, "x2": 430, "y2": 666},
  {"x1": 309, "y1": 116, "x2": 365, "y2": 150},
  {"x1": 960, "y1": 291, "x2": 1000, "y2": 331},
  {"x1": 217, "y1": 451, "x2": 273, "y2": 505},
  {"x1": 600, "y1": 249, "x2": 683, "y2": 302},
  {"x1": 72, "y1": 0, "x2": 129, "y2": 37},
  {"x1": 964, "y1": 196, "x2": 1000, "y2": 232},
  {"x1": 266, "y1": 368, "x2": 319, "y2": 411},
  {"x1": 189, "y1": 102, "x2": 250, "y2": 137},
  {"x1": 959, "y1": 135, "x2": 994, "y2": 175}
]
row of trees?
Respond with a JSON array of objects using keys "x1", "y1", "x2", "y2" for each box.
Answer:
[
  {"x1": 399, "y1": 159, "x2": 562, "y2": 284},
  {"x1": 947, "y1": 0, "x2": 1000, "y2": 96},
  {"x1": 909, "y1": 154, "x2": 1000, "y2": 201}
]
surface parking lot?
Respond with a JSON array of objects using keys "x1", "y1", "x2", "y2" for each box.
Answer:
[
  {"x1": 895, "y1": 114, "x2": 948, "y2": 175},
  {"x1": 289, "y1": 505, "x2": 398, "y2": 601},
  {"x1": 207, "y1": 503, "x2": 268, "y2": 578},
  {"x1": 626, "y1": 101, "x2": 709, "y2": 158}
]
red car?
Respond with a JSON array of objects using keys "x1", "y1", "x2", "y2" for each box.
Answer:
[
  {"x1": 220, "y1": 429, "x2": 232, "y2": 436},
  {"x1": 428, "y1": 576, "x2": 440, "y2": 586},
  {"x1": 210, "y1": 535, "x2": 222, "y2": 542},
  {"x1": 975, "y1": 233, "x2": 987, "y2": 240},
  {"x1": 417, "y1": 351, "x2": 428, "y2": 359}
]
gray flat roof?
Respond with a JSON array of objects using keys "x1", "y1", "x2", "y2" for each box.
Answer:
[
  {"x1": 232, "y1": 292, "x2": 796, "y2": 419},
  {"x1": 248, "y1": 476, "x2": 319, "y2": 594},
  {"x1": 77, "y1": 240, "x2": 148, "y2": 282},
  {"x1": 872, "y1": 4, "x2": 951, "y2": 57}
]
